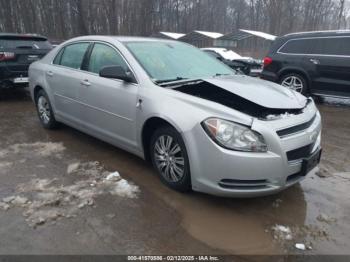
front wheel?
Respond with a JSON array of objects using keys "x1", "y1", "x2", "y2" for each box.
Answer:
[
  {"x1": 150, "y1": 127, "x2": 191, "y2": 192},
  {"x1": 35, "y1": 90, "x2": 59, "y2": 129},
  {"x1": 280, "y1": 73, "x2": 308, "y2": 95}
]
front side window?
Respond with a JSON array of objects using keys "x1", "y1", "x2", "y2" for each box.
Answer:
[
  {"x1": 126, "y1": 41, "x2": 234, "y2": 83},
  {"x1": 87, "y1": 43, "x2": 129, "y2": 74},
  {"x1": 59, "y1": 42, "x2": 90, "y2": 69}
]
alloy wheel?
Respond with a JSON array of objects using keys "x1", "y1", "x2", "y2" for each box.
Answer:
[
  {"x1": 154, "y1": 135, "x2": 185, "y2": 183},
  {"x1": 37, "y1": 96, "x2": 51, "y2": 124},
  {"x1": 281, "y1": 76, "x2": 304, "y2": 93}
]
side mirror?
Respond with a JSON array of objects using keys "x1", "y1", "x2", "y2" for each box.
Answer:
[{"x1": 99, "y1": 66, "x2": 135, "y2": 83}]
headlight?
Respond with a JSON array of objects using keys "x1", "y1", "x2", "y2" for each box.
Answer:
[{"x1": 202, "y1": 118, "x2": 268, "y2": 152}]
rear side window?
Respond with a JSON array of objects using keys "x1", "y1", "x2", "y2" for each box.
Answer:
[
  {"x1": 59, "y1": 43, "x2": 90, "y2": 70},
  {"x1": 0, "y1": 38, "x2": 52, "y2": 50},
  {"x1": 87, "y1": 43, "x2": 129, "y2": 74},
  {"x1": 53, "y1": 48, "x2": 64, "y2": 65},
  {"x1": 309, "y1": 37, "x2": 350, "y2": 56}
]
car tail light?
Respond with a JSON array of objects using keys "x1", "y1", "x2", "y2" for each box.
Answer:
[
  {"x1": 263, "y1": 57, "x2": 273, "y2": 68},
  {"x1": 0, "y1": 52, "x2": 15, "y2": 62}
]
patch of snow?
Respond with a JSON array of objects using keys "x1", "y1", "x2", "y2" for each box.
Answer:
[
  {"x1": 2, "y1": 196, "x2": 15, "y2": 203},
  {"x1": 323, "y1": 97, "x2": 350, "y2": 107},
  {"x1": 0, "y1": 202, "x2": 10, "y2": 211},
  {"x1": 195, "y1": 30, "x2": 223, "y2": 39},
  {"x1": 159, "y1": 32, "x2": 185, "y2": 39},
  {"x1": 0, "y1": 161, "x2": 140, "y2": 227},
  {"x1": 272, "y1": 225, "x2": 293, "y2": 240},
  {"x1": 67, "y1": 162, "x2": 80, "y2": 174},
  {"x1": 295, "y1": 243, "x2": 306, "y2": 250},
  {"x1": 239, "y1": 29, "x2": 277, "y2": 41},
  {"x1": 11, "y1": 196, "x2": 29, "y2": 206},
  {"x1": 105, "y1": 172, "x2": 121, "y2": 181},
  {"x1": 108, "y1": 179, "x2": 140, "y2": 199}
]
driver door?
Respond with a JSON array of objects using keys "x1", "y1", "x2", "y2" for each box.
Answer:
[{"x1": 80, "y1": 42, "x2": 139, "y2": 151}]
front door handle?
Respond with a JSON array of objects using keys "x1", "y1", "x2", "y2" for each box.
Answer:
[
  {"x1": 80, "y1": 79, "x2": 91, "y2": 87},
  {"x1": 46, "y1": 71, "x2": 54, "y2": 77},
  {"x1": 310, "y1": 59, "x2": 320, "y2": 65}
]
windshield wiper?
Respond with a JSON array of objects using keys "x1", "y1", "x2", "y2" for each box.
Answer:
[
  {"x1": 16, "y1": 46, "x2": 33, "y2": 49},
  {"x1": 155, "y1": 77, "x2": 189, "y2": 84},
  {"x1": 213, "y1": 73, "x2": 232, "y2": 77}
]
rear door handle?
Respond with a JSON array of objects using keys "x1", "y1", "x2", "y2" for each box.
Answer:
[
  {"x1": 310, "y1": 59, "x2": 320, "y2": 65},
  {"x1": 80, "y1": 79, "x2": 91, "y2": 87},
  {"x1": 46, "y1": 71, "x2": 54, "y2": 77}
]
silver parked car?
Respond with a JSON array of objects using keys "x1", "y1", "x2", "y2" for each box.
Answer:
[{"x1": 29, "y1": 36, "x2": 322, "y2": 197}]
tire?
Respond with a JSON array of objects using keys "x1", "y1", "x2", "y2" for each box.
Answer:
[
  {"x1": 150, "y1": 126, "x2": 191, "y2": 192},
  {"x1": 280, "y1": 73, "x2": 308, "y2": 95},
  {"x1": 35, "y1": 89, "x2": 59, "y2": 129}
]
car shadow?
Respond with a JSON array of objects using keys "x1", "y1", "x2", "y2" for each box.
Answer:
[{"x1": 0, "y1": 88, "x2": 31, "y2": 102}]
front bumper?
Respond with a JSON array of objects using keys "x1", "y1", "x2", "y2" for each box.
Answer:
[{"x1": 185, "y1": 105, "x2": 322, "y2": 197}]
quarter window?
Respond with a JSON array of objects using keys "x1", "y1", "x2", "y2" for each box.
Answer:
[
  {"x1": 87, "y1": 43, "x2": 129, "y2": 74},
  {"x1": 59, "y1": 43, "x2": 89, "y2": 69},
  {"x1": 279, "y1": 39, "x2": 312, "y2": 54}
]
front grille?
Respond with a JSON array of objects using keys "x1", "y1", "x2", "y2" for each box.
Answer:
[
  {"x1": 277, "y1": 114, "x2": 316, "y2": 138},
  {"x1": 286, "y1": 144, "x2": 313, "y2": 161},
  {"x1": 218, "y1": 179, "x2": 269, "y2": 190}
]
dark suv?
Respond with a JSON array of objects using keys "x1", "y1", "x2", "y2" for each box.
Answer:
[
  {"x1": 261, "y1": 31, "x2": 350, "y2": 97},
  {"x1": 0, "y1": 34, "x2": 52, "y2": 88}
]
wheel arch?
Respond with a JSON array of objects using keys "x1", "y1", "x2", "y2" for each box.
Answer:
[
  {"x1": 141, "y1": 116, "x2": 182, "y2": 163},
  {"x1": 33, "y1": 85, "x2": 44, "y2": 103},
  {"x1": 278, "y1": 67, "x2": 311, "y2": 88}
]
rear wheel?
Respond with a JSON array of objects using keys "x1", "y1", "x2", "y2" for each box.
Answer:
[
  {"x1": 150, "y1": 127, "x2": 191, "y2": 192},
  {"x1": 280, "y1": 73, "x2": 308, "y2": 95},
  {"x1": 35, "y1": 90, "x2": 58, "y2": 129}
]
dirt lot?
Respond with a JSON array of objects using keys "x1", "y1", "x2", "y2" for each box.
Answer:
[{"x1": 0, "y1": 89, "x2": 349, "y2": 256}]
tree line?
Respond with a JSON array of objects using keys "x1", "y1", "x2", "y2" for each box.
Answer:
[{"x1": 0, "y1": 0, "x2": 349, "y2": 41}]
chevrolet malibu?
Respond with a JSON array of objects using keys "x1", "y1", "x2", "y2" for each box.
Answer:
[{"x1": 29, "y1": 36, "x2": 322, "y2": 197}]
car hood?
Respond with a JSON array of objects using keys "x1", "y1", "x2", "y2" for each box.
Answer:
[{"x1": 204, "y1": 76, "x2": 307, "y2": 109}]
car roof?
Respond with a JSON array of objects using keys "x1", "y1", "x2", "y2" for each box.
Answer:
[
  {"x1": 66, "y1": 35, "x2": 176, "y2": 43},
  {"x1": 280, "y1": 30, "x2": 350, "y2": 40},
  {"x1": 0, "y1": 33, "x2": 48, "y2": 40}
]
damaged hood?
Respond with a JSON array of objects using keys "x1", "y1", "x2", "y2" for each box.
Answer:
[{"x1": 204, "y1": 76, "x2": 307, "y2": 109}]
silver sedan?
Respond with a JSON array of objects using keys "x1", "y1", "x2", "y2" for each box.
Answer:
[{"x1": 29, "y1": 36, "x2": 322, "y2": 197}]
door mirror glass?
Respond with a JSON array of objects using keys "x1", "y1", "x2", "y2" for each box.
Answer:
[{"x1": 99, "y1": 65, "x2": 134, "y2": 82}]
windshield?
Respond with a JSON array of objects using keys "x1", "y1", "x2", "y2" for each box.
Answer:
[
  {"x1": 126, "y1": 41, "x2": 234, "y2": 83},
  {"x1": 0, "y1": 37, "x2": 52, "y2": 50}
]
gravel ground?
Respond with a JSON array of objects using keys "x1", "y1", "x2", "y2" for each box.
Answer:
[{"x1": 0, "y1": 89, "x2": 349, "y2": 256}]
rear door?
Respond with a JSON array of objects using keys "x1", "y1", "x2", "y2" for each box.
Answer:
[
  {"x1": 307, "y1": 36, "x2": 350, "y2": 97},
  {"x1": 0, "y1": 36, "x2": 52, "y2": 81},
  {"x1": 80, "y1": 42, "x2": 139, "y2": 150},
  {"x1": 46, "y1": 42, "x2": 91, "y2": 125}
]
